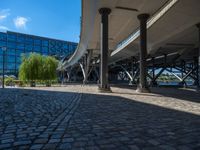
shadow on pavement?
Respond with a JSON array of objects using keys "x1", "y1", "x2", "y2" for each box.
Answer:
[{"x1": 0, "y1": 88, "x2": 199, "y2": 149}]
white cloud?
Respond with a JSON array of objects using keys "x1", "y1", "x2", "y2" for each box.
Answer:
[
  {"x1": 0, "y1": 9, "x2": 10, "y2": 21},
  {"x1": 0, "y1": 25, "x2": 9, "y2": 31},
  {"x1": 14, "y1": 16, "x2": 29, "y2": 29}
]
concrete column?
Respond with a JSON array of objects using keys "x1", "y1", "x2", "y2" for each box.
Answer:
[
  {"x1": 98, "y1": 8, "x2": 111, "y2": 92},
  {"x1": 196, "y1": 23, "x2": 200, "y2": 89},
  {"x1": 136, "y1": 14, "x2": 150, "y2": 93}
]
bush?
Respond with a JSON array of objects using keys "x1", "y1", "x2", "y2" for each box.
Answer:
[
  {"x1": 5, "y1": 77, "x2": 15, "y2": 86},
  {"x1": 14, "y1": 80, "x2": 24, "y2": 87}
]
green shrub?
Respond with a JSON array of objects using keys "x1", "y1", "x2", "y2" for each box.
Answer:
[
  {"x1": 14, "y1": 80, "x2": 24, "y2": 87},
  {"x1": 5, "y1": 77, "x2": 15, "y2": 86}
]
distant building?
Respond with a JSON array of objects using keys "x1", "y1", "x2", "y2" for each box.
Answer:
[{"x1": 0, "y1": 31, "x2": 77, "y2": 76}]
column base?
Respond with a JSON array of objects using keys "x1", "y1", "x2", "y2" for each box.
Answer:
[
  {"x1": 178, "y1": 81, "x2": 187, "y2": 88},
  {"x1": 83, "y1": 80, "x2": 88, "y2": 84},
  {"x1": 136, "y1": 86, "x2": 150, "y2": 93},
  {"x1": 98, "y1": 85, "x2": 112, "y2": 93},
  {"x1": 129, "y1": 80, "x2": 137, "y2": 85},
  {"x1": 129, "y1": 81, "x2": 133, "y2": 85}
]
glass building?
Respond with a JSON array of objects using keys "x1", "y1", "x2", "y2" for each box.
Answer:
[{"x1": 0, "y1": 31, "x2": 77, "y2": 76}]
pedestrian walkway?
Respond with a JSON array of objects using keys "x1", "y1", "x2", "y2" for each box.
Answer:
[{"x1": 0, "y1": 85, "x2": 200, "y2": 149}]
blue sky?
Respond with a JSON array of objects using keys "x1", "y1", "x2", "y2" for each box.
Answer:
[{"x1": 0, "y1": 0, "x2": 81, "y2": 43}]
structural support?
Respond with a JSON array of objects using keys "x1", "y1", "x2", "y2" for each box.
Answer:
[
  {"x1": 196, "y1": 23, "x2": 200, "y2": 89},
  {"x1": 98, "y1": 8, "x2": 111, "y2": 92},
  {"x1": 2, "y1": 48, "x2": 5, "y2": 89},
  {"x1": 150, "y1": 57, "x2": 158, "y2": 86},
  {"x1": 79, "y1": 63, "x2": 86, "y2": 82},
  {"x1": 83, "y1": 50, "x2": 93, "y2": 84},
  {"x1": 136, "y1": 14, "x2": 150, "y2": 93}
]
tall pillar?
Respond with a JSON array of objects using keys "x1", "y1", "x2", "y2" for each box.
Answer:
[
  {"x1": 136, "y1": 14, "x2": 150, "y2": 93},
  {"x1": 196, "y1": 23, "x2": 200, "y2": 89},
  {"x1": 98, "y1": 8, "x2": 111, "y2": 92}
]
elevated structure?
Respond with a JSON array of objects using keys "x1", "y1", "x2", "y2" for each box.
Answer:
[{"x1": 58, "y1": 0, "x2": 200, "y2": 92}]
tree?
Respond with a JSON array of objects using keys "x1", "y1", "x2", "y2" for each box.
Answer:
[
  {"x1": 19, "y1": 53, "x2": 58, "y2": 86},
  {"x1": 41, "y1": 56, "x2": 58, "y2": 86}
]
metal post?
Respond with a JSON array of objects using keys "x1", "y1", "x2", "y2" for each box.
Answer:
[
  {"x1": 136, "y1": 13, "x2": 150, "y2": 93},
  {"x1": 98, "y1": 8, "x2": 111, "y2": 92},
  {"x1": 196, "y1": 23, "x2": 200, "y2": 89},
  {"x1": 2, "y1": 47, "x2": 6, "y2": 89},
  {"x1": 151, "y1": 57, "x2": 157, "y2": 86}
]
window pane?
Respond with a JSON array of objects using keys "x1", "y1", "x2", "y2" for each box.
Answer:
[
  {"x1": 33, "y1": 45, "x2": 41, "y2": 52},
  {"x1": 7, "y1": 42, "x2": 16, "y2": 49},
  {"x1": 6, "y1": 63, "x2": 15, "y2": 70},
  {"x1": 25, "y1": 44, "x2": 33, "y2": 52},
  {"x1": 0, "y1": 32, "x2": 7, "y2": 41},
  {"x1": 41, "y1": 46, "x2": 48, "y2": 53},
  {"x1": 0, "y1": 41, "x2": 7, "y2": 47},
  {"x1": 7, "y1": 56, "x2": 15, "y2": 63},
  {"x1": 7, "y1": 34, "x2": 16, "y2": 41},
  {"x1": 26, "y1": 37, "x2": 33, "y2": 44},
  {"x1": 42, "y1": 40, "x2": 48, "y2": 46},
  {"x1": 16, "y1": 56, "x2": 21, "y2": 63},
  {"x1": 17, "y1": 35, "x2": 25, "y2": 43},
  {"x1": 34, "y1": 39, "x2": 41, "y2": 45},
  {"x1": 16, "y1": 63, "x2": 20, "y2": 69},
  {"x1": 17, "y1": 43, "x2": 24, "y2": 49},
  {"x1": 7, "y1": 48, "x2": 15, "y2": 55},
  {"x1": 16, "y1": 49, "x2": 24, "y2": 56},
  {"x1": 0, "y1": 55, "x2": 3, "y2": 62}
]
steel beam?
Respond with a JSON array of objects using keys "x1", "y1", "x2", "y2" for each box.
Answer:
[
  {"x1": 196, "y1": 23, "x2": 200, "y2": 89},
  {"x1": 79, "y1": 63, "x2": 86, "y2": 83},
  {"x1": 150, "y1": 57, "x2": 158, "y2": 86},
  {"x1": 83, "y1": 50, "x2": 93, "y2": 84}
]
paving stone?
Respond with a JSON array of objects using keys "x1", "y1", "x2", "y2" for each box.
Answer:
[
  {"x1": 43, "y1": 143, "x2": 58, "y2": 149},
  {"x1": 33, "y1": 138, "x2": 48, "y2": 144},
  {"x1": 30, "y1": 144, "x2": 44, "y2": 149},
  {"x1": 0, "y1": 86, "x2": 200, "y2": 149},
  {"x1": 18, "y1": 145, "x2": 30, "y2": 150},
  {"x1": 148, "y1": 139, "x2": 160, "y2": 146},
  {"x1": 128, "y1": 145, "x2": 140, "y2": 150},
  {"x1": 159, "y1": 145, "x2": 176, "y2": 150},
  {"x1": 59, "y1": 143, "x2": 72, "y2": 149},
  {"x1": 48, "y1": 138, "x2": 61, "y2": 143},
  {"x1": 62, "y1": 137, "x2": 74, "y2": 143},
  {"x1": 1, "y1": 138, "x2": 14, "y2": 144},
  {"x1": 13, "y1": 140, "x2": 32, "y2": 146},
  {"x1": 0, "y1": 143, "x2": 12, "y2": 149}
]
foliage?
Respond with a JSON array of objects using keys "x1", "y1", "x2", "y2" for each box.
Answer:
[
  {"x1": 14, "y1": 80, "x2": 24, "y2": 87},
  {"x1": 18, "y1": 53, "x2": 58, "y2": 86},
  {"x1": 5, "y1": 77, "x2": 15, "y2": 86}
]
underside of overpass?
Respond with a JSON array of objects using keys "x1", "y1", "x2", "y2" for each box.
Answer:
[{"x1": 58, "y1": 0, "x2": 200, "y2": 93}]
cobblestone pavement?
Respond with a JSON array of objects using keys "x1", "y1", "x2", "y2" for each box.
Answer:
[{"x1": 0, "y1": 85, "x2": 200, "y2": 150}]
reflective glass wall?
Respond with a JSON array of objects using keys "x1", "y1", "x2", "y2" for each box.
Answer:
[{"x1": 0, "y1": 31, "x2": 77, "y2": 76}]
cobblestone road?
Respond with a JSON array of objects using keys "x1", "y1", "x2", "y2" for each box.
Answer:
[{"x1": 0, "y1": 85, "x2": 200, "y2": 150}]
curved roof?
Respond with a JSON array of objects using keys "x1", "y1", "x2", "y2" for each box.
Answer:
[
  {"x1": 58, "y1": 0, "x2": 99, "y2": 70},
  {"x1": 59, "y1": 0, "x2": 200, "y2": 70}
]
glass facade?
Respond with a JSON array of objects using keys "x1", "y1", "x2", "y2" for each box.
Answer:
[{"x1": 0, "y1": 31, "x2": 77, "y2": 76}]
